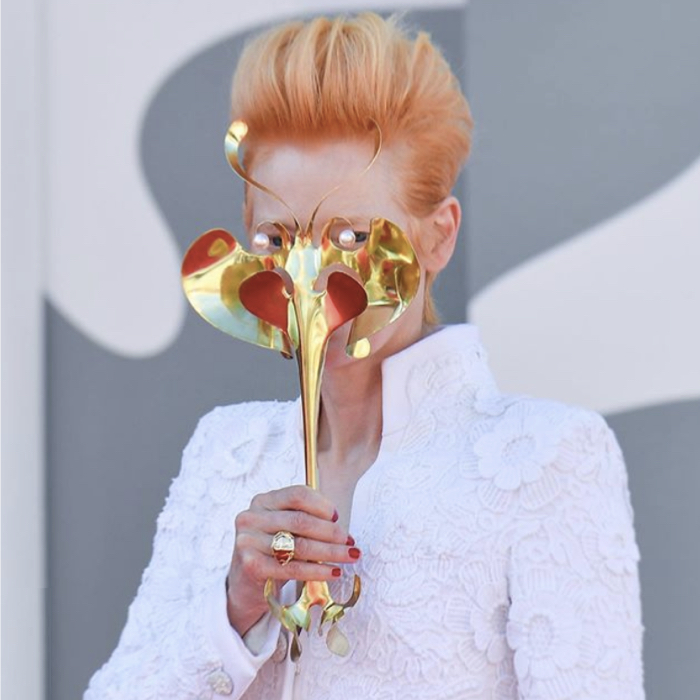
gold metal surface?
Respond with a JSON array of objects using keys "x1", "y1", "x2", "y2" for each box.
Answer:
[{"x1": 181, "y1": 119, "x2": 421, "y2": 658}]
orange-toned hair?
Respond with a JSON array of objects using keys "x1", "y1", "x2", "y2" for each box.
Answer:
[{"x1": 230, "y1": 12, "x2": 474, "y2": 323}]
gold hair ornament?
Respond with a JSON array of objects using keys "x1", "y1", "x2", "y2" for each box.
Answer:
[{"x1": 181, "y1": 119, "x2": 421, "y2": 659}]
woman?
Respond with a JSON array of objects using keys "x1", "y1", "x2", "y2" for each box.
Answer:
[{"x1": 85, "y1": 13, "x2": 644, "y2": 700}]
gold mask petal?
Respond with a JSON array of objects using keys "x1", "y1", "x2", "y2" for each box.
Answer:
[{"x1": 181, "y1": 228, "x2": 293, "y2": 357}]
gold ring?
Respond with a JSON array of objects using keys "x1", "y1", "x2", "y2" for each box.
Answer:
[{"x1": 271, "y1": 530, "x2": 295, "y2": 566}]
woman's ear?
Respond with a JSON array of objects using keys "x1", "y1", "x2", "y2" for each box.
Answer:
[{"x1": 420, "y1": 195, "x2": 461, "y2": 273}]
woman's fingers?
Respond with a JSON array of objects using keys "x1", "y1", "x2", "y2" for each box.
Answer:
[
  {"x1": 289, "y1": 535, "x2": 361, "y2": 564},
  {"x1": 237, "y1": 508, "x2": 348, "y2": 545},
  {"x1": 251, "y1": 485, "x2": 337, "y2": 522},
  {"x1": 236, "y1": 485, "x2": 350, "y2": 545},
  {"x1": 238, "y1": 548, "x2": 346, "y2": 583},
  {"x1": 240, "y1": 530, "x2": 360, "y2": 565}
]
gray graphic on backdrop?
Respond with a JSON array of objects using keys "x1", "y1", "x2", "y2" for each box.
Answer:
[
  {"x1": 48, "y1": 10, "x2": 467, "y2": 700},
  {"x1": 468, "y1": 0, "x2": 700, "y2": 294}
]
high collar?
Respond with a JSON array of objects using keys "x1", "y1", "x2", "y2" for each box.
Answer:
[
  {"x1": 379, "y1": 323, "x2": 497, "y2": 437},
  {"x1": 292, "y1": 323, "x2": 498, "y2": 441}
]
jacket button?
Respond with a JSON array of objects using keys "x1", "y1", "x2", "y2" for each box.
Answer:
[{"x1": 206, "y1": 669, "x2": 234, "y2": 696}]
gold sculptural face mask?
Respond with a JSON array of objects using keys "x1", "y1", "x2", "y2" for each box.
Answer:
[{"x1": 181, "y1": 119, "x2": 421, "y2": 659}]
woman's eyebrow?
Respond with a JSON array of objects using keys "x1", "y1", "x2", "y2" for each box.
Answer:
[
  {"x1": 250, "y1": 219, "x2": 296, "y2": 231},
  {"x1": 328, "y1": 214, "x2": 371, "y2": 226}
]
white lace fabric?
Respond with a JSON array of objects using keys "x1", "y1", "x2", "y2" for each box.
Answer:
[{"x1": 85, "y1": 324, "x2": 645, "y2": 699}]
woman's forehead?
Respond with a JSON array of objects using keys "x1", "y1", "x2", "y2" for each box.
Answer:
[{"x1": 247, "y1": 140, "x2": 404, "y2": 226}]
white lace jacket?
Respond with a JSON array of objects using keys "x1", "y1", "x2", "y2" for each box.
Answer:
[{"x1": 85, "y1": 324, "x2": 645, "y2": 700}]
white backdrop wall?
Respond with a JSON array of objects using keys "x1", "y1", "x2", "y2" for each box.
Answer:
[
  {"x1": 2, "y1": 1, "x2": 46, "y2": 700},
  {"x1": 2, "y1": 2, "x2": 699, "y2": 699}
]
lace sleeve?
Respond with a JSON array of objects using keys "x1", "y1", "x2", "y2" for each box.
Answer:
[
  {"x1": 84, "y1": 406, "x2": 281, "y2": 700},
  {"x1": 506, "y1": 410, "x2": 645, "y2": 699}
]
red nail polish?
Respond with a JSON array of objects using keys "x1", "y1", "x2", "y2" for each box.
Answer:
[
  {"x1": 332, "y1": 509, "x2": 339, "y2": 523},
  {"x1": 346, "y1": 535, "x2": 355, "y2": 546},
  {"x1": 332, "y1": 567, "x2": 342, "y2": 577},
  {"x1": 349, "y1": 547, "x2": 361, "y2": 560}
]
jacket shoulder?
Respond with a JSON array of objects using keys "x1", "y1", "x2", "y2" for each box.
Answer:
[
  {"x1": 181, "y1": 399, "x2": 298, "y2": 480},
  {"x1": 484, "y1": 390, "x2": 608, "y2": 433},
  {"x1": 470, "y1": 389, "x2": 620, "y2": 492}
]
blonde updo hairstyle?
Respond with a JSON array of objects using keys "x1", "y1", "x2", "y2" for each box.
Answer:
[{"x1": 230, "y1": 12, "x2": 473, "y2": 324}]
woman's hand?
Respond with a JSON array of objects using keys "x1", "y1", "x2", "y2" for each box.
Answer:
[{"x1": 225, "y1": 485, "x2": 360, "y2": 636}]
